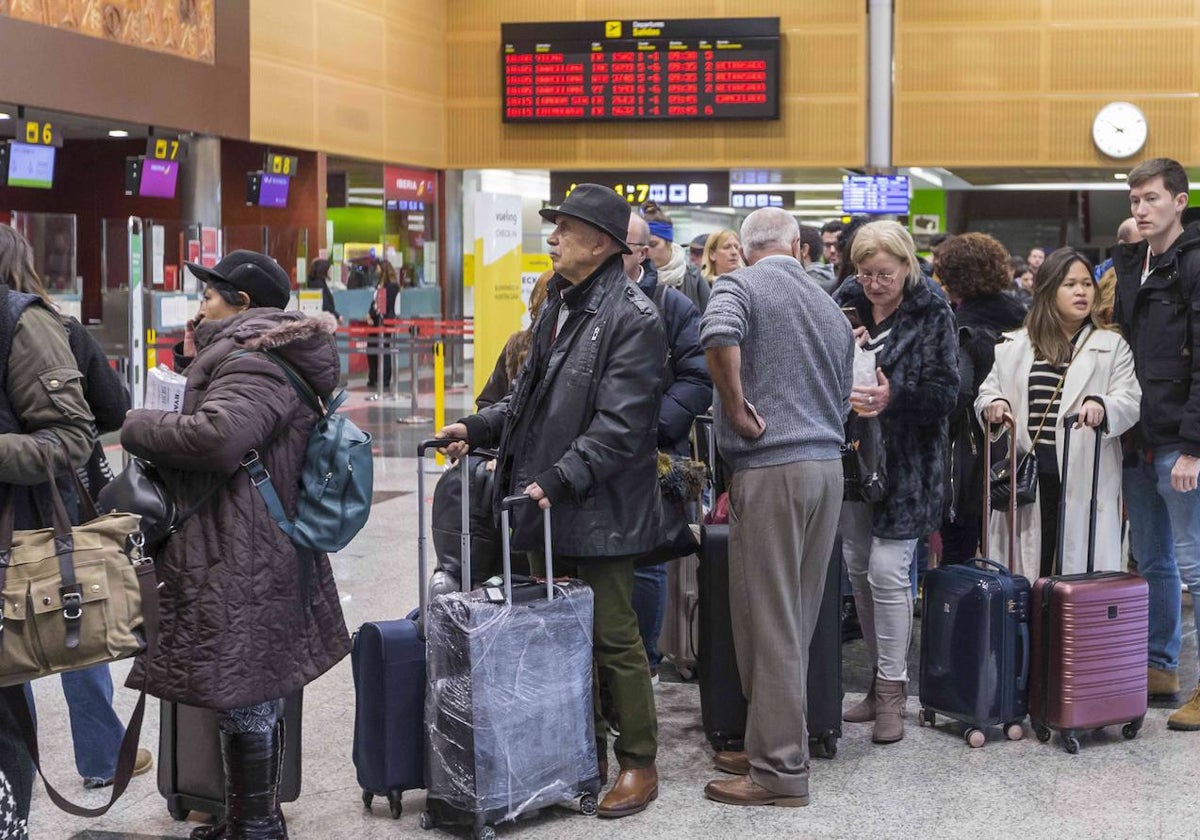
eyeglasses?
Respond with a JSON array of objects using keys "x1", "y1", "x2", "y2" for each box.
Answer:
[{"x1": 859, "y1": 272, "x2": 899, "y2": 287}]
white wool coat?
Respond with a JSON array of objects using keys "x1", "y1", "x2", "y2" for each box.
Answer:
[{"x1": 974, "y1": 326, "x2": 1140, "y2": 578}]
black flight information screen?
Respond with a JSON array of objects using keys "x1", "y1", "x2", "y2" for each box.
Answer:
[{"x1": 501, "y1": 18, "x2": 780, "y2": 123}]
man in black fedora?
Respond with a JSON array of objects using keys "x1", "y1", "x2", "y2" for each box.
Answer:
[{"x1": 440, "y1": 184, "x2": 667, "y2": 818}]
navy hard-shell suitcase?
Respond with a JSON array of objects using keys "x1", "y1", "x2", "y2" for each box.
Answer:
[
  {"x1": 352, "y1": 439, "x2": 464, "y2": 818},
  {"x1": 918, "y1": 415, "x2": 1031, "y2": 747}
]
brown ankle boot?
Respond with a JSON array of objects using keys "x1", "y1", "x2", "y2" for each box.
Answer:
[
  {"x1": 843, "y1": 676, "x2": 877, "y2": 723},
  {"x1": 872, "y1": 679, "x2": 906, "y2": 744}
]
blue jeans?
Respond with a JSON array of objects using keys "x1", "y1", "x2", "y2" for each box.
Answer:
[
  {"x1": 60, "y1": 665, "x2": 126, "y2": 782},
  {"x1": 632, "y1": 563, "x2": 667, "y2": 670},
  {"x1": 1124, "y1": 449, "x2": 1200, "y2": 673}
]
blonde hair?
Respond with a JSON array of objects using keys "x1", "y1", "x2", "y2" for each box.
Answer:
[
  {"x1": 702, "y1": 229, "x2": 741, "y2": 280},
  {"x1": 849, "y1": 220, "x2": 922, "y2": 290},
  {"x1": 1096, "y1": 266, "x2": 1117, "y2": 327}
]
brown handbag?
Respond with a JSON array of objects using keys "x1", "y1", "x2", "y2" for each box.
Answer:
[{"x1": 0, "y1": 452, "x2": 158, "y2": 817}]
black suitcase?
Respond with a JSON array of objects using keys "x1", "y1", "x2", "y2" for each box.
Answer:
[
  {"x1": 421, "y1": 495, "x2": 602, "y2": 840},
  {"x1": 693, "y1": 416, "x2": 842, "y2": 758},
  {"x1": 159, "y1": 691, "x2": 302, "y2": 822}
]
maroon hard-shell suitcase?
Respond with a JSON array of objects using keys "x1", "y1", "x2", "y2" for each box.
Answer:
[{"x1": 1029, "y1": 413, "x2": 1148, "y2": 753}]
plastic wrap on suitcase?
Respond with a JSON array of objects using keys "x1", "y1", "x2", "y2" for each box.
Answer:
[{"x1": 425, "y1": 580, "x2": 598, "y2": 821}]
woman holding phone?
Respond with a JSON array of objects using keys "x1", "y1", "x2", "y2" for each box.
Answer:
[
  {"x1": 836, "y1": 221, "x2": 959, "y2": 745},
  {"x1": 974, "y1": 249, "x2": 1140, "y2": 581}
]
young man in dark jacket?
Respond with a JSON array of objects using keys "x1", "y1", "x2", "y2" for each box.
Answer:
[
  {"x1": 623, "y1": 213, "x2": 712, "y2": 682},
  {"x1": 440, "y1": 185, "x2": 667, "y2": 818},
  {"x1": 1112, "y1": 157, "x2": 1200, "y2": 729}
]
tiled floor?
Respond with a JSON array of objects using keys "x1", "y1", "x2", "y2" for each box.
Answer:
[{"x1": 29, "y1": 387, "x2": 1200, "y2": 840}]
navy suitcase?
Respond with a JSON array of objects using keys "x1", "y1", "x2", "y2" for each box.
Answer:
[
  {"x1": 352, "y1": 439, "x2": 468, "y2": 818},
  {"x1": 918, "y1": 415, "x2": 1031, "y2": 747},
  {"x1": 421, "y1": 494, "x2": 602, "y2": 840},
  {"x1": 694, "y1": 416, "x2": 843, "y2": 758}
]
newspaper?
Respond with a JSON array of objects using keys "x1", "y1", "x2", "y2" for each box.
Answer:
[{"x1": 145, "y1": 365, "x2": 187, "y2": 413}]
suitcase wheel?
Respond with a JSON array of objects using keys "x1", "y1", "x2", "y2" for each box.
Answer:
[
  {"x1": 964, "y1": 728, "x2": 986, "y2": 749},
  {"x1": 580, "y1": 792, "x2": 598, "y2": 816},
  {"x1": 821, "y1": 734, "x2": 838, "y2": 758},
  {"x1": 918, "y1": 708, "x2": 935, "y2": 727},
  {"x1": 387, "y1": 790, "x2": 404, "y2": 820},
  {"x1": 1035, "y1": 724, "x2": 1052, "y2": 743},
  {"x1": 167, "y1": 804, "x2": 190, "y2": 822},
  {"x1": 473, "y1": 820, "x2": 497, "y2": 840},
  {"x1": 1004, "y1": 723, "x2": 1024, "y2": 742},
  {"x1": 1061, "y1": 732, "x2": 1081, "y2": 754},
  {"x1": 1122, "y1": 722, "x2": 1141, "y2": 740},
  {"x1": 419, "y1": 810, "x2": 437, "y2": 831}
]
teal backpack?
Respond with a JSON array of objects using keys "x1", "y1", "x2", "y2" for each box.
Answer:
[{"x1": 238, "y1": 349, "x2": 374, "y2": 552}]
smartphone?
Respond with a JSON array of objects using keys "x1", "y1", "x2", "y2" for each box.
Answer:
[{"x1": 841, "y1": 306, "x2": 862, "y2": 329}]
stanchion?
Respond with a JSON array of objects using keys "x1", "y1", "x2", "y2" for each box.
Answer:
[
  {"x1": 433, "y1": 340, "x2": 446, "y2": 465},
  {"x1": 397, "y1": 322, "x2": 430, "y2": 425}
]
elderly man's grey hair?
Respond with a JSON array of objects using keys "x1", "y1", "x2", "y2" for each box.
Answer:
[{"x1": 739, "y1": 208, "x2": 801, "y2": 257}]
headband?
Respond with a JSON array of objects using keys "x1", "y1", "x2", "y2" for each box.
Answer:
[{"x1": 647, "y1": 221, "x2": 674, "y2": 243}]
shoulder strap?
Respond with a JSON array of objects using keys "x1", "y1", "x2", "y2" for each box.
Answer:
[{"x1": 652, "y1": 282, "x2": 668, "y2": 314}]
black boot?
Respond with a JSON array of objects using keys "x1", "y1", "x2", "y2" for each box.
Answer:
[
  {"x1": 190, "y1": 821, "x2": 226, "y2": 840},
  {"x1": 223, "y1": 723, "x2": 288, "y2": 840}
]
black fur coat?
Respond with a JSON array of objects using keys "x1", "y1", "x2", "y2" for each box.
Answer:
[{"x1": 842, "y1": 279, "x2": 960, "y2": 539}]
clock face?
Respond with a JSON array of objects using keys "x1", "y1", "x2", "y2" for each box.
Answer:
[{"x1": 1092, "y1": 102, "x2": 1148, "y2": 159}]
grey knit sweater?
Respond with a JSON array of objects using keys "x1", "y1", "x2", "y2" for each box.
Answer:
[{"x1": 700, "y1": 255, "x2": 854, "y2": 470}]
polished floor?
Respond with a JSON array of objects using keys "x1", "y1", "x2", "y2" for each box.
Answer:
[{"x1": 29, "y1": 386, "x2": 1200, "y2": 840}]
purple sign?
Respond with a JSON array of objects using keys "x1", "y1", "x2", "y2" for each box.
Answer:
[
  {"x1": 139, "y1": 160, "x2": 179, "y2": 199},
  {"x1": 258, "y1": 173, "x2": 289, "y2": 208}
]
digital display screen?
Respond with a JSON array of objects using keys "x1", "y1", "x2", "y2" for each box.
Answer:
[
  {"x1": 550, "y1": 170, "x2": 730, "y2": 206},
  {"x1": 257, "y1": 173, "x2": 289, "y2": 208},
  {"x1": 842, "y1": 175, "x2": 910, "y2": 215},
  {"x1": 502, "y1": 18, "x2": 780, "y2": 123},
  {"x1": 7, "y1": 142, "x2": 55, "y2": 189},
  {"x1": 139, "y1": 159, "x2": 179, "y2": 199}
]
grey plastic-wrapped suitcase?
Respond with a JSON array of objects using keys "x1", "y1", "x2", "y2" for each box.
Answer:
[{"x1": 421, "y1": 494, "x2": 602, "y2": 840}]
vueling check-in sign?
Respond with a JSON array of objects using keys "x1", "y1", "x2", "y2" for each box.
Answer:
[{"x1": 605, "y1": 20, "x2": 621, "y2": 37}]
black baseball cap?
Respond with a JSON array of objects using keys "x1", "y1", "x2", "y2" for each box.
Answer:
[{"x1": 185, "y1": 250, "x2": 292, "y2": 310}]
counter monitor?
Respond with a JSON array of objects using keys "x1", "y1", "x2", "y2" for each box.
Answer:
[{"x1": 7, "y1": 141, "x2": 55, "y2": 189}]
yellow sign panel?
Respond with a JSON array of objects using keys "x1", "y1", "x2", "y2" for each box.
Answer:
[{"x1": 605, "y1": 20, "x2": 622, "y2": 38}]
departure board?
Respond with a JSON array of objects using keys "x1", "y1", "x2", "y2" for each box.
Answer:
[
  {"x1": 842, "y1": 176, "x2": 911, "y2": 215},
  {"x1": 501, "y1": 18, "x2": 780, "y2": 123}
]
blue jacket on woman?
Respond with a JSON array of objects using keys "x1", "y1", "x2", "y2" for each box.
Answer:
[
  {"x1": 839, "y1": 278, "x2": 960, "y2": 539},
  {"x1": 638, "y1": 260, "x2": 712, "y2": 454}
]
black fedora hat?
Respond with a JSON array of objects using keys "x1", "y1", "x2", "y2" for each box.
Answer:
[
  {"x1": 539, "y1": 184, "x2": 632, "y2": 254},
  {"x1": 185, "y1": 250, "x2": 292, "y2": 310}
]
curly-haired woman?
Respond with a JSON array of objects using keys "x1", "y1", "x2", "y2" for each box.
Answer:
[{"x1": 936, "y1": 233, "x2": 1029, "y2": 563}]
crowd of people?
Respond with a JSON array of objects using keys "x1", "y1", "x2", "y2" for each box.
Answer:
[{"x1": 2, "y1": 157, "x2": 1199, "y2": 837}]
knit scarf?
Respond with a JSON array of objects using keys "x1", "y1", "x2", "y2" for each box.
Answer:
[{"x1": 657, "y1": 242, "x2": 687, "y2": 289}]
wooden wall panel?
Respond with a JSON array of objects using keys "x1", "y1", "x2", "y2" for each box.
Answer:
[
  {"x1": 895, "y1": 0, "x2": 1200, "y2": 167},
  {"x1": 249, "y1": 0, "x2": 446, "y2": 168},
  {"x1": 445, "y1": 0, "x2": 865, "y2": 169}
]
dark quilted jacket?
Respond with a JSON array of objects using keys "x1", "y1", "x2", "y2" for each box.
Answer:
[{"x1": 121, "y1": 310, "x2": 351, "y2": 709}]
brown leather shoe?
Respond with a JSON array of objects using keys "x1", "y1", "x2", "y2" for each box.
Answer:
[
  {"x1": 704, "y1": 775, "x2": 809, "y2": 807},
  {"x1": 713, "y1": 750, "x2": 749, "y2": 775},
  {"x1": 1149, "y1": 666, "x2": 1181, "y2": 700},
  {"x1": 597, "y1": 765, "x2": 658, "y2": 818}
]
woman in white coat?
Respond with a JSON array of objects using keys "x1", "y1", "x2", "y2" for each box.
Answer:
[{"x1": 975, "y1": 249, "x2": 1140, "y2": 580}]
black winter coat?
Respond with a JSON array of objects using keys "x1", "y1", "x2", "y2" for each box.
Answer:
[
  {"x1": 841, "y1": 279, "x2": 960, "y2": 539},
  {"x1": 1113, "y1": 223, "x2": 1200, "y2": 456},
  {"x1": 638, "y1": 261, "x2": 712, "y2": 454},
  {"x1": 944, "y1": 293, "x2": 1028, "y2": 523},
  {"x1": 462, "y1": 255, "x2": 668, "y2": 557}
]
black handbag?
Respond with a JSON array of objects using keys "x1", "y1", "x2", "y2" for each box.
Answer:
[
  {"x1": 95, "y1": 458, "x2": 176, "y2": 555},
  {"x1": 989, "y1": 450, "x2": 1039, "y2": 509},
  {"x1": 843, "y1": 413, "x2": 888, "y2": 504}
]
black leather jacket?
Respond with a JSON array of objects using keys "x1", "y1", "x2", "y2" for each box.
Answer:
[
  {"x1": 462, "y1": 255, "x2": 668, "y2": 557},
  {"x1": 1113, "y1": 223, "x2": 1200, "y2": 456}
]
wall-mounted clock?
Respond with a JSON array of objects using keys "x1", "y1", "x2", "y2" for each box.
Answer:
[{"x1": 1092, "y1": 101, "x2": 1147, "y2": 159}]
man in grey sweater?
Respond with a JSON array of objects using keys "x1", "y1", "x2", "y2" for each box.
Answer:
[{"x1": 699, "y1": 207, "x2": 853, "y2": 807}]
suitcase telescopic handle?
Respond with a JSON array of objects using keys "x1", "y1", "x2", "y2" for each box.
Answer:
[
  {"x1": 416, "y1": 438, "x2": 468, "y2": 616},
  {"x1": 500, "y1": 493, "x2": 554, "y2": 605},
  {"x1": 1057, "y1": 414, "x2": 1104, "y2": 576},
  {"x1": 982, "y1": 413, "x2": 1019, "y2": 562},
  {"x1": 694, "y1": 414, "x2": 716, "y2": 513}
]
